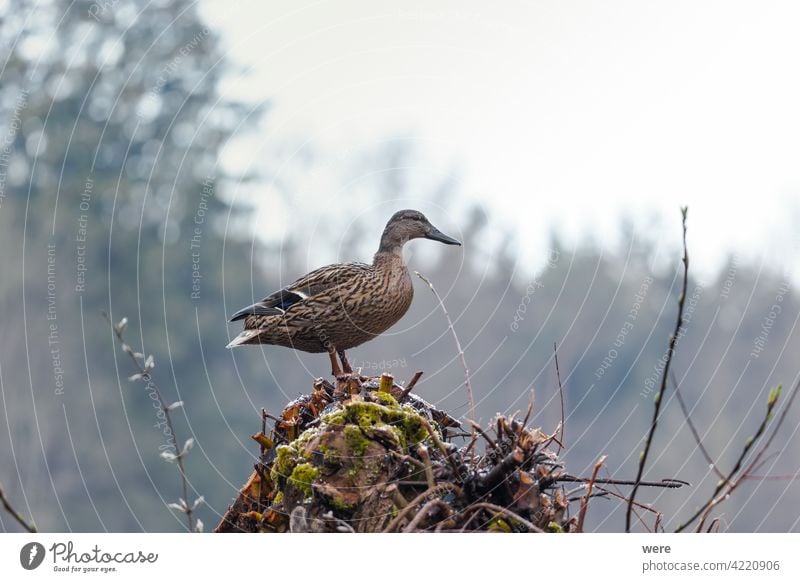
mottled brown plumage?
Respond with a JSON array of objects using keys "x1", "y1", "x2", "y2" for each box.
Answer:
[{"x1": 227, "y1": 210, "x2": 460, "y2": 376}]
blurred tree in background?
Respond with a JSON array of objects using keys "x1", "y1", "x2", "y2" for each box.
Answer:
[
  {"x1": 0, "y1": 0, "x2": 270, "y2": 530},
  {"x1": 1, "y1": 0, "x2": 799, "y2": 533}
]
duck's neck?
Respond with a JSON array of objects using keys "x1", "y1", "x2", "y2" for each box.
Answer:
[
  {"x1": 373, "y1": 230, "x2": 407, "y2": 266},
  {"x1": 373, "y1": 247, "x2": 405, "y2": 268}
]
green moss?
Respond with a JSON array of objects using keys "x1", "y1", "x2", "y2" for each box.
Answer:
[
  {"x1": 323, "y1": 409, "x2": 346, "y2": 425},
  {"x1": 488, "y1": 517, "x2": 512, "y2": 532},
  {"x1": 319, "y1": 397, "x2": 434, "y2": 451},
  {"x1": 547, "y1": 521, "x2": 564, "y2": 533},
  {"x1": 293, "y1": 425, "x2": 321, "y2": 449},
  {"x1": 343, "y1": 401, "x2": 386, "y2": 427},
  {"x1": 374, "y1": 391, "x2": 398, "y2": 406},
  {"x1": 328, "y1": 494, "x2": 355, "y2": 512},
  {"x1": 320, "y1": 443, "x2": 341, "y2": 466},
  {"x1": 271, "y1": 393, "x2": 441, "y2": 510},
  {"x1": 288, "y1": 463, "x2": 320, "y2": 498},
  {"x1": 271, "y1": 445, "x2": 299, "y2": 483},
  {"x1": 344, "y1": 425, "x2": 370, "y2": 456},
  {"x1": 389, "y1": 425, "x2": 407, "y2": 449},
  {"x1": 271, "y1": 424, "x2": 324, "y2": 485},
  {"x1": 399, "y1": 409, "x2": 428, "y2": 445}
]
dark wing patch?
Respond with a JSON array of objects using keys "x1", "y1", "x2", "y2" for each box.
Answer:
[{"x1": 229, "y1": 302, "x2": 284, "y2": 322}]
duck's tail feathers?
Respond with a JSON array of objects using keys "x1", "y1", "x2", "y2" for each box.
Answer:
[{"x1": 226, "y1": 329, "x2": 261, "y2": 349}]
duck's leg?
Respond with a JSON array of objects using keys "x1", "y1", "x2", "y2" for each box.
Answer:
[
  {"x1": 327, "y1": 347, "x2": 343, "y2": 378},
  {"x1": 337, "y1": 349, "x2": 353, "y2": 374}
]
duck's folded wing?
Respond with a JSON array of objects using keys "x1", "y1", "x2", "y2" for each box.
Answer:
[
  {"x1": 228, "y1": 262, "x2": 371, "y2": 322},
  {"x1": 290, "y1": 261, "x2": 372, "y2": 295}
]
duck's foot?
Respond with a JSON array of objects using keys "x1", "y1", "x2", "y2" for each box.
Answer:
[
  {"x1": 328, "y1": 349, "x2": 343, "y2": 378},
  {"x1": 337, "y1": 349, "x2": 353, "y2": 374}
]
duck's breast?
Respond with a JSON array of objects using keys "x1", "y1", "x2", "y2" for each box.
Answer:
[{"x1": 328, "y1": 261, "x2": 412, "y2": 349}]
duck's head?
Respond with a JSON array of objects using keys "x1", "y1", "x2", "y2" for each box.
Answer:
[{"x1": 377, "y1": 209, "x2": 461, "y2": 254}]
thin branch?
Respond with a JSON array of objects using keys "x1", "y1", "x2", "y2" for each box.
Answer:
[
  {"x1": 553, "y1": 343, "x2": 566, "y2": 453},
  {"x1": 402, "y1": 498, "x2": 450, "y2": 532},
  {"x1": 461, "y1": 502, "x2": 544, "y2": 533},
  {"x1": 522, "y1": 391, "x2": 534, "y2": 429},
  {"x1": 415, "y1": 271, "x2": 475, "y2": 428},
  {"x1": 389, "y1": 450, "x2": 428, "y2": 478},
  {"x1": 567, "y1": 490, "x2": 609, "y2": 502},
  {"x1": 747, "y1": 451, "x2": 782, "y2": 475},
  {"x1": 461, "y1": 432, "x2": 480, "y2": 460},
  {"x1": 626, "y1": 206, "x2": 689, "y2": 532},
  {"x1": 675, "y1": 383, "x2": 784, "y2": 532},
  {"x1": 743, "y1": 473, "x2": 800, "y2": 481},
  {"x1": 742, "y1": 378, "x2": 800, "y2": 477},
  {"x1": 104, "y1": 313, "x2": 197, "y2": 532},
  {"x1": 689, "y1": 379, "x2": 800, "y2": 531},
  {"x1": 593, "y1": 484, "x2": 661, "y2": 532},
  {"x1": 577, "y1": 455, "x2": 606, "y2": 532},
  {"x1": 400, "y1": 371, "x2": 424, "y2": 399},
  {"x1": 417, "y1": 445, "x2": 436, "y2": 488},
  {"x1": 420, "y1": 416, "x2": 462, "y2": 479},
  {"x1": 468, "y1": 419, "x2": 500, "y2": 452},
  {"x1": 0, "y1": 482, "x2": 36, "y2": 533},
  {"x1": 671, "y1": 370, "x2": 725, "y2": 480},
  {"x1": 383, "y1": 483, "x2": 463, "y2": 532},
  {"x1": 558, "y1": 475, "x2": 687, "y2": 488}
]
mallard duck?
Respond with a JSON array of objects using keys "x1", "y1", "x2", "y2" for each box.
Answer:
[{"x1": 227, "y1": 209, "x2": 461, "y2": 377}]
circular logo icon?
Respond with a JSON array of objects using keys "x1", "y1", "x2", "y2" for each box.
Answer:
[{"x1": 20, "y1": 542, "x2": 46, "y2": 570}]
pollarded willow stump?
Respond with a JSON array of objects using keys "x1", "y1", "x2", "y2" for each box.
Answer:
[{"x1": 214, "y1": 372, "x2": 573, "y2": 533}]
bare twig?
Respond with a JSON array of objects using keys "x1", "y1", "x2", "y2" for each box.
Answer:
[
  {"x1": 746, "y1": 451, "x2": 782, "y2": 476},
  {"x1": 593, "y1": 484, "x2": 661, "y2": 529},
  {"x1": 383, "y1": 483, "x2": 463, "y2": 532},
  {"x1": 626, "y1": 207, "x2": 689, "y2": 532},
  {"x1": 420, "y1": 416, "x2": 462, "y2": 479},
  {"x1": 741, "y1": 378, "x2": 800, "y2": 478},
  {"x1": 461, "y1": 502, "x2": 544, "y2": 532},
  {"x1": 415, "y1": 271, "x2": 475, "y2": 427},
  {"x1": 389, "y1": 450, "x2": 427, "y2": 474},
  {"x1": 671, "y1": 370, "x2": 725, "y2": 480},
  {"x1": 743, "y1": 473, "x2": 800, "y2": 481},
  {"x1": 400, "y1": 371, "x2": 424, "y2": 399},
  {"x1": 553, "y1": 343, "x2": 566, "y2": 453},
  {"x1": 577, "y1": 455, "x2": 606, "y2": 532},
  {"x1": 402, "y1": 498, "x2": 450, "y2": 532},
  {"x1": 104, "y1": 313, "x2": 200, "y2": 532},
  {"x1": 0, "y1": 482, "x2": 36, "y2": 533},
  {"x1": 558, "y1": 475, "x2": 687, "y2": 488},
  {"x1": 522, "y1": 392, "x2": 535, "y2": 429},
  {"x1": 468, "y1": 419, "x2": 500, "y2": 452},
  {"x1": 417, "y1": 445, "x2": 436, "y2": 488},
  {"x1": 690, "y1": 379, "x2": 800, "y2": 531},
  {"x1": 654, "y1": 512, "x2": 663, "y2": 533},
  {"x1": 461, "y1": 432, "x2": 480, "y2": 460},
  {"x1": 675, "y1": 383, "x2": 784, "y2": 532}
]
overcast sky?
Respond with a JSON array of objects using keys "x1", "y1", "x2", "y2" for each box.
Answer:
[{"x1": 201, "y1": 0, "x2": 800, "y2": 278}]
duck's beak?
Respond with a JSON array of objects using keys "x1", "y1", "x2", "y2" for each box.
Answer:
[{"x1": 425, "y1": 226, "x2": 461, "y2": 246}]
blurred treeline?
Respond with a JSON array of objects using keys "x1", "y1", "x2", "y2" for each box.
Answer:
[{"x1": 1, "y1": 0, "x2": 798, "y2": 532}]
